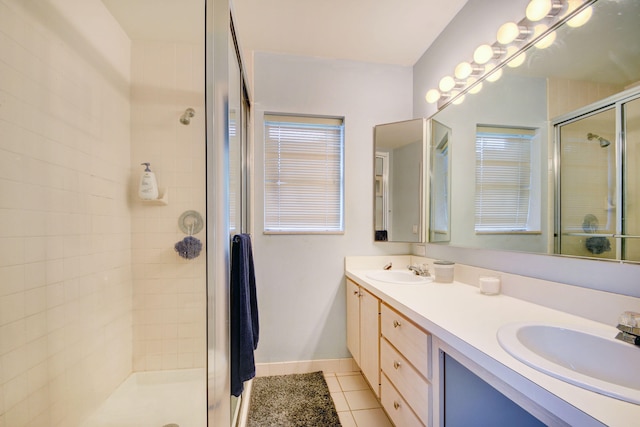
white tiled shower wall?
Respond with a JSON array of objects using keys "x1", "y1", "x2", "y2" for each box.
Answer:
[
  {"x1": 0, "y1": 1, "x2": 207, "y2": 426},
  {"x1": 0, "y1": 0, "x2": 132, "y2": 425},
  {"x1": 130, "y1": 40, "x2": 206, "y2": 372}
]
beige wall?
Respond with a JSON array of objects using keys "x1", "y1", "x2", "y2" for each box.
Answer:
[
  {"x1": 130, "y1": 40, "x2": 207, "y2": 372},
  {"x1": 0, "y1": 0, "x2": 132, "y2": 425}
]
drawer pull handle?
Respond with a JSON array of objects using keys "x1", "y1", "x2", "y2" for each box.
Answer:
[
  {"x1": 353, "y1": 290, "x2": 359, "y2": 296},
  {"x1": 393, "y1": 401, "x2": 400, "y2": 410},
  {"x1": 393, "y1": 320, "x2": 401, "y2": 328},
  {"x1": 393, "y1": 360, "x2": 401, "y2": 369}
]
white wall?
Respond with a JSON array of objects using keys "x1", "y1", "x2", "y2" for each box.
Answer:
[
  {"x1": 412, "y1": 0, "x2": 640, "y2": 297},
  {"x1": 252, "y1": 52, "x2": 413, "y2": 362}
]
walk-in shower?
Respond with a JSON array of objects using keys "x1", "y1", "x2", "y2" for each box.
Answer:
[
  {"x1": 0, "y1": 0, "x2": 224, "y2": 426},
  {"x1": 555, "y1": 90, "x2": 640, "y2": 262}
]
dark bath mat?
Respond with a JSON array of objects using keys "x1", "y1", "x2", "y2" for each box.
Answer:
[{"x1": 247, "y1": 371, "x2": 341, "y2": 426}]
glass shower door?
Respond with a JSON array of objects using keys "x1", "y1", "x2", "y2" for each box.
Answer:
[
  {"x1": 556, "y1": 92, "x2": 640, "y2": 262},
  {"x1": 557, "y1": 107, "x2": 617, "y2": 259}
]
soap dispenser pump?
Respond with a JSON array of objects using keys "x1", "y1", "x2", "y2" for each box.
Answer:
[{"x1": 138, "y1": 162, "x2": 159, "y2": 200}]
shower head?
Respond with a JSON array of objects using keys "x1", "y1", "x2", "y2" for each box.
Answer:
[
  {"x1": 180, "y1": 108, "x2": 195, "y2": 125},
  {"x1": 587, "y1": 132, "x2": 611, "y2": 148}
]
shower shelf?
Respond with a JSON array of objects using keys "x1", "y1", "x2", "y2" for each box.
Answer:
[{"x1": 139, "y1": 188, "x2": 168, "y2": 205}]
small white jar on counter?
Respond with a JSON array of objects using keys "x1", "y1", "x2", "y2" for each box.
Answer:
[
  {"x1": 433, "y1": 260, "x2": 455, "y2": 283},
  {"x1": 479, "y1": 276, "x2": 501, "y2": 295}
]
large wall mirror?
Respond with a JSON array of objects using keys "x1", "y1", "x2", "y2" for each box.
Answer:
[
  {"x1": 430, "y1": 0, "x2": 640, "y2": 263},
  {"x1": 374, "y1": 119, "x2": 426, "y2": 242}
]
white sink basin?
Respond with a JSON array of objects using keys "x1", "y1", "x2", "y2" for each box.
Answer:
[
  {"x1": 497, "y1": 322, "x2": 640, "y2": 404},
  {"x1": 366, "y1": 270, "x2": 433, "y2": 285}
]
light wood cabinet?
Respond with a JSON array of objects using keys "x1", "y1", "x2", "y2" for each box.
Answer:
[
  {"x1": 346, "y1": 279, "x2": 361, "y2": 364},
  {"x1": 381, "y1": 373, "x2": 424, "y2": 427},
  {"x1": 381, "y1": 303, "x2": 431, "y2": 426},
  {"x1": 346, "y1": 278, "x2": 380, "y2": 397}
]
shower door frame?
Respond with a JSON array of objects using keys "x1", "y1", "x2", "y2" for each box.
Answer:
[{"x1": 553, "y1": 85, "x2": 640, "y2": 260}]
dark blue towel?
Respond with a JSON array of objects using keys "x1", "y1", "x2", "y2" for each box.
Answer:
[{"x1": 230, "y1": 233, "x2": 259, "y2": 397}]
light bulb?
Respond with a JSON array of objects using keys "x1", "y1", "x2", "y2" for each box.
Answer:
[
  {"x1": 506, "y1": 46, "x2": 526, "y2": 68},
  {"x1": 425, "y1": 89, "x2": 441, "y2": 104},
  {"x1": 497, "y1": 22, "x2": 520, "y2": 45},
  {"x1": 474, "y1": 44, "x2": 495, "y2": 65},
  {"x1": 439, "y1": 75, "x2": 456, "y2": 93},
  {"x1": 526, "y1": 0, "x2": 552, "y2": 22},
  {"x1": 567, "y1": 5, "x2": 592, "y2": 28},
  {"x1": 468, "y1": 79, "x2": 483, "y2": 95},
  {"x1": 484, "y1": 64, "x2": 502, "y2": 83},
  {"x1": 455, "y1": 62, "x2": 473, "y2": 80},
  {"x1": 531, "y1": 24, "x2": 556, "y2": 49},
  {"x1": 535, "y1": 31, "x2": 556, "y2": 49},
  {"x1": 451, "y1": 91, "x2": 465, "y2": 105},
  {"x1": 487, "y1": 68, "x2": 503, "y2": 83}
]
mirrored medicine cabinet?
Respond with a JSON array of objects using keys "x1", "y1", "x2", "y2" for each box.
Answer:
[{"x1": 373, "y1": 118, "x2": 452, "y2": 243}]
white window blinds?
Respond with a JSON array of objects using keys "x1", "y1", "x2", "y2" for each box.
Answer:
[
  {"x1": 475, "y1": 126, "x2": 535, "y2": 232},
  {"x1": 264, "y1": 114, "x2": 344, "y2": 233}
]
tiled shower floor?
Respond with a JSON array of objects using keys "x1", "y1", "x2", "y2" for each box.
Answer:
[{"x1": 324, "y1": 372, "x2": 393, "y2": 427}]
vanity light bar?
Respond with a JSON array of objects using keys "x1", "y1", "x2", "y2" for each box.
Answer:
[{"x1": 425, "y1": 0, "x2": 594, "y2": 109}]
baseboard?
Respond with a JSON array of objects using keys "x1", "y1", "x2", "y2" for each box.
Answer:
[{"x1": 255, "y1": 357, "x2": 359, "y2": 377}]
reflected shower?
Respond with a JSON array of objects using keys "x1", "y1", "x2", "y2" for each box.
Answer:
[
  {"x1": 180, "y1": 107, "x2": 195, "y2": 125},
  {"x1": 587, "y1": 132, "x2": 611, "y2": 147}
]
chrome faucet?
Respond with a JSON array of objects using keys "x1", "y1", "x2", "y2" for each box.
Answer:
[
  {"x1": 615, "y1": 311, "x2": 640, "y2": 346},
  {"x1": 407, "y1": 264, "x2": 430, "y2": 277}
]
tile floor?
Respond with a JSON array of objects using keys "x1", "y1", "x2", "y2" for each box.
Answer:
[{"x1": 324, "y1": 371, "x2": 393, "y2": 427}]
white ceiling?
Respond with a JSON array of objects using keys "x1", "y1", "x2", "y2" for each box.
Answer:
[
  {"x1": 102, "y1": 0, "x2": 469, "y2": 67},
  {"x1": 232, "y1": 0, "x2": 468, "y2": 66}
]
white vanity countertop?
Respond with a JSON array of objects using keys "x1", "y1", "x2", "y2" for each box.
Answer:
[{"x1": 345, "y1": 265, "x2": 640, "y2": 427}]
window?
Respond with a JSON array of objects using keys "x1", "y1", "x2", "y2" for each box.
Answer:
[
  {"x1": 475, "y1": 126, "x2": 537, "y2": 233},
  {"x1": 264, "y1": 114, "x2": 344, "y2": 233}
]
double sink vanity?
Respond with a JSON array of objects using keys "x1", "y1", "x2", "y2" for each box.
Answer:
[{"x1": 345, "y1": 255, "x2": 640, "y2": 426}]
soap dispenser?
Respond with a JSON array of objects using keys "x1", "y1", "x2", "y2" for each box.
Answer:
[{"x1": 138, "y1": 162, "x2": 159, "y2": 200}]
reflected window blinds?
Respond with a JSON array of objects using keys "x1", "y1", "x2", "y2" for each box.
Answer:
[{"x1": 475, "y1": 126, "x2": 536, "y2": 232}]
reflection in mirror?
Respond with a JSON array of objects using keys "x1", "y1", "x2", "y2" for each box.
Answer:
[
  {"x1": 430, "y1": 120, "x2": 451, "y2": 242},
  {"x1": 555, "y1": 91, "x2": 640, "y2": 262},
  {"x1": 429, "y1": 0, "x2": 640, "y2": 263},
  {"x1": 374, "y1": 119, "x2": 425, "y2": 242}
]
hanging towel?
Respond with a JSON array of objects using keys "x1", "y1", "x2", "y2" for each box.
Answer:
[{"x1": 230, "y1": 233, "x2": 259, "y2": 397}]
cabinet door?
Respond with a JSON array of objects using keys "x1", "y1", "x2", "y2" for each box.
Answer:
[
  {"x1": 360, "y1": 287, "x2": 380, "y2": 397},
  {"x1": 346, "y1": 279, "x2": 360, "y2": 365}
]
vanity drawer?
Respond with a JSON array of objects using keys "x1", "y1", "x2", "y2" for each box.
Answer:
[
  {"x1": 381, "y1": 304, "x2": 430, "y2": 377},
  {"x1": 381, "y1": 338, "x2": 430, "y2": 425},
  {"x1": 381, "y1": 373, "x2": 425, "y2": 427}
]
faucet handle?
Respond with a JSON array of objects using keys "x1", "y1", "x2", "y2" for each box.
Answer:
[
  {"x1": 407, "y1": 264, "x2": 430, "y2": 276},
  {"x1": 618, "y1": 311, "x2": 640, "y2": 328},
  {"x1": 615, "y1": 311, "x2": 640, "y2": 346}
]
